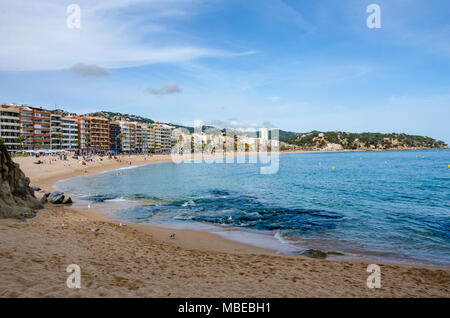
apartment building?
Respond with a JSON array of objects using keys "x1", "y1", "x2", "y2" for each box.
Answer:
[
  {"x1": 60, "y1": 117, "x2": 78, "y2": 151},
  {"x1": 18, "y1": 106, "x2": 51, "y2": 151},
  {"x1": 72, "y1": 116, "x2": 90, "y2": 153},
  {"x1": 0, "y1": 105, "x2": 20, "y2": 152},
  {"x1": 118, "y1": 121, "x2": 134, "y2": 153},
  {"x1": 89, "y1": 117, "x2": 110, "y2": 152},
  {"x1": 152, "y1": 123, "x2": 175, "y2": 152},
  {"x1": 146, "y1": 124, "x2": 156, "y2": 151},
  {"x1": 50, "y1": 113, "x2": 62, "y2": 150},
  {"x1": 135, "y1": 123, "x2": 144, "y2": 152},
  {"x1": 109, "y1": 122, "x2": 122, "y2": 154}
]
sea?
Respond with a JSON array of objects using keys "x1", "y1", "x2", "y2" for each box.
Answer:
[{"x1": 57, "y1": 149, "x2": 450, "y2": 266}]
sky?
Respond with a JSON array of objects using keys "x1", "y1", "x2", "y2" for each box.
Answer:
[{"x1": 0, "y1": 0, "x2": 449, "y2": 143}]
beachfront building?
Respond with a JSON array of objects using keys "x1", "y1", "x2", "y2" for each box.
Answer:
[
  {"x1": 50, "y1": 113, "x2": 62, "y2": 150},
  {"x1": 135, "y1": 123, "x2": 144, "y2": 153},
  {"x1": 89, "y1": 117, "x2": 110, "y2": 153},
  {"x1": 151, "y1": 123, "x2": 175, "y2": 152},
  {"x1": 109, "y1": 121, "x2": 121, "y2": 154},
  {"x1": 74, "y1": 116, "x2": 90, "y2": 154},
  {"x1": 146, "y1": 124, "x2": 156, "y2": 152},
  {"x1": 138, "y1": 123, "x2": 151, "y2": 153},
  {"x1": 18, "y1": 105, "x2": 51, "y2": 151},
  {"x1": 0, "y1": 105, "x2": 21, "y2": 153},
  {"x1": 60, "y1": 117, "x2": 78, "y2": 151},
  {"x1": 118, "y1": 121, "x2": 135, "y2": 153}
]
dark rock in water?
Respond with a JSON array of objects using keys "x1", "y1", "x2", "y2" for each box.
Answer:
[
  {"x1": 327, "y1": 251, "x2": 344, "y2": 257},
  {"x1": 35, "y1": 192, "x2": 48, "y2": 204},
  {"x1": 48, "y1": 191, "x2": 65, "y2": 204},
  {"x1": 62, "y1": 196, "x2": 72, "y2": 204},
  {"x1": 291, "y1": 249, "x2": 345, "y2": 259},
  {"x1": 0, "y1": 139, "x2": 43, "y2": 219},
  {"x1": 31, "y1": 186, "x2": 41, "y2": 191},
  {"x1": 299, "y1": 249, "x2": 328, "y2": 259}
]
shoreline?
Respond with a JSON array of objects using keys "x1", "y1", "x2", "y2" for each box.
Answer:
[
  {"x1": 16, "y1": 151, "x2": 450, "y2": 267},
  {"x1": 0, "y1": 152, "x2": 448, "y2": 297}
]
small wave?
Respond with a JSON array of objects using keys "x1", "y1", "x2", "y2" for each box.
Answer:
[
  {"x1": 105, "y1": 197, "x2": 129, "y2": 202},
  {"x1": 274, "y1": 230, "x2": 292, "y2": 244},
  {"x1": 182, "y1": 200, "x2": 196, "y2": 207}
]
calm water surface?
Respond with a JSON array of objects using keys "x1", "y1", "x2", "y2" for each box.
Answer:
[{"x1": 58, "y1": 150, "x2": 450, "y2": 266}]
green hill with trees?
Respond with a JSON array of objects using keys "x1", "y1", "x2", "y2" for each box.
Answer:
[{"x1": 285, "y1": 131, "x2": 447, "y2": 150}]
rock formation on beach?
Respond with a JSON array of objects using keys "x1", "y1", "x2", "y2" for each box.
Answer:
[{"x1": 0, "y1": 140, "x2": 43, "y2": 218}]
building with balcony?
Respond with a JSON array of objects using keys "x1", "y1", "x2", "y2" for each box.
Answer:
[
  {"x1": 18, "y1": 105, "x2": 51, "y2": 151},
  {"x1": 0, "y1": 105, "x2": 21, "y2": 153},
  {"x1": 147, "y1": 123, "x2": 175, "y2": 153},
  {"x1": 118, "y1": 121, "x2": 137, "y2": 153},
  {"x1": 109, "y1": 121, "x2": 122, "y2": 154},
  {"x1": 61, "y1": 117, "x2": 78, "y2": 151},
  {"x1": 50, "y1": 113, "x2": 62, "y2": 150},
  {"x1": 71, "y1": 116, "x2": 90, "y2": 154},
  {"x1": 89, "y1": 117, "x2": 110, "y2": 152}
]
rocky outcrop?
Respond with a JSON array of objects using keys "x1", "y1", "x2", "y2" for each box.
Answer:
[
  {"x1": 0, "y1": 140, "x2": 43, "y2": 219},
  {"x1": 48, "y1": 191, "x2": 65, "y2": 204}
]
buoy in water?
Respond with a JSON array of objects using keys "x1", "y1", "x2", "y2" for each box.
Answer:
[{"x1": 332, "y1": 166, "x2": 335, "y2": 171}]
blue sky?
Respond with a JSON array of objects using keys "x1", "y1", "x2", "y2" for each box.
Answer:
[{"x1": 0, "y1": 0, "x2": 449, "y2": 142}]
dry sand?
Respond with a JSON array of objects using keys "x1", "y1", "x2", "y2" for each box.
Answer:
[{"x1": 0, "y1": 154, "x2": 448, "y2": 297}]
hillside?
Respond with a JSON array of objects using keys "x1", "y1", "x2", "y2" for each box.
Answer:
[
  {"x1": 82, "y1": 111, "x2": 447, "y2": 151},
  {"x1": 286, "y1": 131, "x2": 448, "y2": 151},
  {"x1": 85, "y1": 111, "x2": 155, "y2": 124}
]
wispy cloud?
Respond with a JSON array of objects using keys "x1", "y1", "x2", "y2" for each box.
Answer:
[
  {"x1": 65, "y1": 63, "x2": 111, "y2": 77},
  {"x1": 0, "y1": 0, "x2": 252, "y2": 71},
  {"x1": 146, "y1": 83, "x2": 182, "y2": 95}
]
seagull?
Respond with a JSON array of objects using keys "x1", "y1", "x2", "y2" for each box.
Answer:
[
  {"x1": 227, "y1": 216, "x2": 232, "y2": 223},
  {"x1": 170, "y1": 233, "x2": 176, "y2": 239},
  {"x1": 119, "y1": 223, "x2": 126, "y2": 227},
  {"x1": 61, "y1": 222, "x2": 65, "y2": 229},
  {"x1": 91, "y1": 227, "x2": 100, "y2": 233}
]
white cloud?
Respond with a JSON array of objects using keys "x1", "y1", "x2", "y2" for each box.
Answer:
[
  {"x1": 146, "y1": 83, "x2": 182, "y2": 95},
  {"x1": 65, "y1": 63, "x2": 111, "y2": 77}
]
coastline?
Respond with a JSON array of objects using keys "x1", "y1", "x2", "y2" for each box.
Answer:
[{"x1": 0, "y1": 153, "x2": 449, "y2": 297}]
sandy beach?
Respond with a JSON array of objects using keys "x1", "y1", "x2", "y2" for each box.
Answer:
[{"x1": 0, "y1": 154, "x2": 448, "y2": 297}]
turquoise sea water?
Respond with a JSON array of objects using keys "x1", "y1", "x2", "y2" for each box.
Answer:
[{"x1": 58, "y1": 150, "x2": 450, "y2": 266}]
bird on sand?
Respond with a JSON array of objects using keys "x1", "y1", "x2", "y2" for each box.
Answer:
[
  {"x1": 91, "y1": 227, "x2": 100, "y2": 233},
  {"x1": 227, "y1": 216, "x2": 232, "y2": 223},
  {"x1": 119, "y1": 223, "x2": 126, "y2": 227},
  {"x1": 61, "y1": 222, "x2": 65, "y2": 229},
  {"x1": 170, "y1": 233, "x2": 176, "y2": 239}
]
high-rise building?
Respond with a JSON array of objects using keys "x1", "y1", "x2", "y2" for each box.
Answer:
[
  {"x1": 109, "y1": 121, "x2": 122, "y2": 154},
  {"x1": 89, "y1": 117, "x2": 110, "y2": 152},
  {"x1": 118, "y1": 121, "x2": 134, "y2": 153},
  {"x1": 151, "y1": 123, "x2": 175, "y2": 152},
  {"x1": 135, "y1": 123, "x2": 143, "y2": 152},
  {"x1": 61, "y1": 117, "x2": 78, "y2": 151},
  {"x1": 0, "y1": 105, "x2": 20, "y2": 153},
  {"x1": 18, "y1": 105, "x2": 51, "y2": 151},
  {"x1": 50, "y1": 113, "x2": 62, "y2": 150},
  {"x1": 71, "y1": 116, "x2": 90, "y2": 153}
]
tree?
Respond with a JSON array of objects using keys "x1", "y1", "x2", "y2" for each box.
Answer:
[
  {"x1": 116, "y1": 133, "x2": 124, "y2": 153},
  {"x1": 55, "y1": 133, "x2": 63, "y2": 150},
  {"x1": 84, "y1": 135, "x2": 90, "y2": 153},
  {"x1": 17, "y1": 134, "x2": 25, "y2": 151}
]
